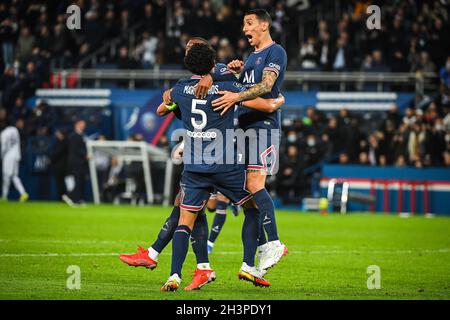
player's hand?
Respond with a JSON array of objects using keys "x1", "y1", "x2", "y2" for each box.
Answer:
[
  {"x1": 163, "y1": 89, "x2": 172, "y2": 105},
  {"x1": 195, "y1": 75, "x2": 213, "y2": 99},
  {"x1": 227, "y1": 60, "x2": 244, "y2": 74},
  {"x1": 271, "y1": 93, "x2": 285, "y2": 110},
  {"x1": 174, "y1": 146, "x2": 183, "y2": 159},
  {"x1": 212, "y1": 91, "x2": 240, "y2": 115}
]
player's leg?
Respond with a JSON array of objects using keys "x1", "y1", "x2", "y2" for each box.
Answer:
[
  {"x1": 238, "y1": 199, "x2": 270, "y2": 287},
  {"x1": 119, "y1": 192, "x2": 182, "y2": 269},
  {"x1": 11, "y1": 161, "x2": 28, "y2": 202},
  {"x1": 2, "y1": 173, "x2": 11, "y2": 200},
  {"x1": 246, "y1": 138, "x2": 288, "y2": 271},
  {"x1": 207, "y1": 192, "x2": 229, "y2": 253},
  {"x1": 2, "y1": 158, "x2": 13, "y2": 200},
  {"x1": 161, "y1": 172, "x2": 211, "y2": 291},
  {"x1": 246, "y1": 170, "x2": 279, "y2": 242},
  {"x1": 161, "y1": 207, "x2": 198, "y2": 292},
  {"x1": 247, "y1": 169, "x2": 288, "y2": 271},
  {"x1": 206, "y1": 193, "x2": 217, "y2": 213},
  {"x1": 215, "y1": 169, "x2": 270, "y2": 287},
  {"x1": 185, "y1": 211, "x2": 216, "y2": 290}
]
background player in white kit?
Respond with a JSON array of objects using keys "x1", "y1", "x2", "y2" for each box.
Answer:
[{"x1": 1, "y1": 124, "x2": 29, "y2": 202}]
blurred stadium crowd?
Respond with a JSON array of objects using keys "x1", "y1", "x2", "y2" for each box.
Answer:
[{"x1": 1, "y1": 0, "x2": 450, "y2": 203}]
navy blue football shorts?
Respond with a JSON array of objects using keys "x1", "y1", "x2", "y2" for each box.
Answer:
[
  {"x1": 179, "y1": 170, "x2": 252, "y2": 212},
  {"x1": 243, "y1": 128, "x2": 279, "y2": 175}
]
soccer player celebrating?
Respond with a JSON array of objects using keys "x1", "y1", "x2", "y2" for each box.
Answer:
[
  {"x1": 119, "y1": 38, "x2": 223, "y2": 291},
  {"x1": 120, "y1": 37, "x2": 284, "y2": 291},
  {"x1": 197, "y1": 9, "x2": 288, "y2": 272},
  {"x1": 160, "y1": 43, "x2": 284, "y2": 291}
]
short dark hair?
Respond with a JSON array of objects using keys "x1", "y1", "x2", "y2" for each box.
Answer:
[
  {"x1": 244, "y1": 9, "x2": 272, "y2": 27},
  {"x1": 184, "y1": 43, "x2": 216, "y2": 76},
  {"x1": 189, "y1": 36, "x2": 209, "y2": 44}
]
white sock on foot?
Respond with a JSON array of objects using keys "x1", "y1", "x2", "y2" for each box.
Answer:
[{"x1": 148, "y1": 246, "x2": 159, "y2": 261}]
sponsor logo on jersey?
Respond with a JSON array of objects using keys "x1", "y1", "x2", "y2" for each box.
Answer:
[
  {"x1": 268, "y1": 62, "x2": 281, "y2": 71},
  {"x1": 187, "y1": 130, "x2": 218, "y2": 139},
  {"x1": 243, "y1": 70, "x2": 255, "y2": 84}
]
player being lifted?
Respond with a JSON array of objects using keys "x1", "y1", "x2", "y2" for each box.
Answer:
[
  {"x1": 195, "y1": 9, "x2": 288, "y2": 272},
  {"x1": 119, "y1": 38, "x2": 229, "y2": 291}
]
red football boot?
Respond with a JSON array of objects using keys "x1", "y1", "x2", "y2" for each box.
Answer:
[
  {"x1": 118, "y1": 246, "x2": 157, "y2": 270},
  {"x1": 184, "y1": 268, "x2": 216, "y2": 291}
]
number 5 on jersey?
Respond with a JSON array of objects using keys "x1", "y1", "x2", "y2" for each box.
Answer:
[{"x1": 191, "y1": 99, "x2": 207, "y2": 130}]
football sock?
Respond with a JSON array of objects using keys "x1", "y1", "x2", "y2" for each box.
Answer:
[
  {"x1": 148, "y1": 246, "x2": 159, "y2": 261},
  {"x1": 258, "y1": 222, "x2": 267, "y2": 246},
  {"x1": 191, "y1": 212, "x2": 209, "y2": 264},
  {"x1": 171, "y1": 224, "x2": 191, "y2": 278},
  {"x1": 253, "y1": 188, "x2": 279, "y2": 242},
  {"x1": 208, "y1": 200, "x2": 227, "y2": 243},
  {"x1": 197, "y1": 263, "x2": 211, "y2": 270},
  {"x1": 242, "y1": 208, "x2": 259, "y2": 267},
  {"x1": 150, "y1": 206, "x2": 180, "y2": 253}
]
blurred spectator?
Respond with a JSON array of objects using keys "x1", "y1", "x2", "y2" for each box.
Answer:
[
  {"x1": 102, "y1": 156, "x2": 125, "y2": 203},
  {"x1": 368, "y1": 50, "x2": 390, "y2": 72},
  {"x1": 93, "y1": 135, "x2": 110, "y2": 201},
  {"x1": 317, "y1": 31, "x2": 332, "y2": 71},
  {"x1": 117, "y1": 46, "x2": 137, "y2": 69},
  {"x1": 276, "y1": 144, "x2": 301, "y2": 203},
  {"x1": 50, "y1": 129, "x2": 68, "y2": 200},
  {"x1": 216, "y1": 38, "x2": 234, "y2": 64},
  {"x1": 63, "y1": 119, "x2": 88, "y2": 206},
  {"x1": 0, "y1": 17, "x2": 18, "y2": 67},
  {"x1": 412, "y1": 51, "x2": 436, "y2": 73},
  {"x1": 134, "y1": 31, "x2": 158, "y2": 69},
  {"x1": 358, "y1": 152, "x2": 369, "y2": 165},
  {"x1": 444, "y1": 151, "x2": 450, "y2": 167},
  {"x1": 15, "y1": 26, "x2": 35, "y2": 64},
  {"x1": 331, "y1": 32, "x2": 353, "y2": 71},
  {"x1": 403, "y1": 107, "x2": 416, "y2": 126},
  {"x1": 299, "y1": 36, "x2": 318, "y2": 70},
  {"x1": 338, "y1": 152, "x2": 350, "y2": 164}
]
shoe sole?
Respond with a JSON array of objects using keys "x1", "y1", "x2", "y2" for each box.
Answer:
[
  {"x1": 238, "y1": 272, "x2": 270, "y2": 288},
  {"x1": 184, "y1": 274, "x2": 216, "y2": 291},
  {"x1": 119, "y1": 256, "x2": 157, "y2": 270}
]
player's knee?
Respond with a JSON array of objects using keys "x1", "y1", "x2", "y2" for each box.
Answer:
[
  {"x1": 216, "y1": 193, "x2": 229, "y2": 203},
  {"x1": 241, "y1": 198, "x2": 256, "y2": 210},
  {"x1": 246, "y1": 180, "x2": 264, "y2": 193},
  {"x1": 178, "y1": 211, "x2": 197, "y2": 229},
  {"x1": 173, "y1": 192, "x2": 181, "y2": 206}
]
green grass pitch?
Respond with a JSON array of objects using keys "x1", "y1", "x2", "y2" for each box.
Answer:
[{"x1": 0, "y1": 201, "x2": 449, "y2": 300}]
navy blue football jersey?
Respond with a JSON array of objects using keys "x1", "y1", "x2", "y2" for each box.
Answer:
[
  {"x1": 171, "y1": 76, "x2": 245, "y2": 173},
  {"x1": 237, "y1": 42, "x2": 287, "y2": 130}
]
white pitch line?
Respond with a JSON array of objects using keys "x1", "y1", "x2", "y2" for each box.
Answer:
[{"x1": 0, "y1": 248, "x2": 449, "y2": 257}]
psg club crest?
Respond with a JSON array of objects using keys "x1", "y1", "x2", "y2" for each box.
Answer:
[{"x1": 255, "y1": 57, "x2": 262, "y2": 65}]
